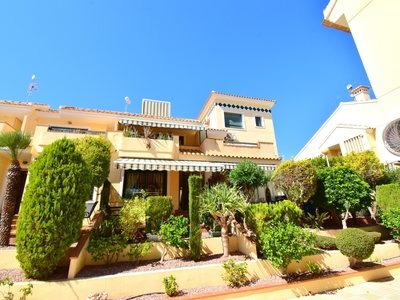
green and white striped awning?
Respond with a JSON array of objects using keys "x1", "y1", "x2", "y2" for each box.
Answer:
[
  {"x1": 223, "y1": 163, "x2": 276, "y2": 171},
  {"x1": 119, "y1": 118, "x2": 205, "y2": 131},
  {"x1": 115, "y1": 158, "x2": 276, "y2": 172},
  {"x1": 115, "y1": 158, "x2": 225, "y2": 172}
]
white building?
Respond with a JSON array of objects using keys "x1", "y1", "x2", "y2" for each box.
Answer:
[{"x1": 296, "y1": 0, "x2": 400, "y2": 166}]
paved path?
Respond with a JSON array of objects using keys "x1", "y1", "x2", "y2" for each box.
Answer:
[{"x1": 295, "y1": 275, "x2": 400, "y2": 299}]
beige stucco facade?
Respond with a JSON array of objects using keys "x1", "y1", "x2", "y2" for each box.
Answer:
[
  {"x1": 296, "y1": 0, "x2": 400, "y2": 165},
  {"x1": 0, "y1": 92, "x2": 280, "y2": 211}
]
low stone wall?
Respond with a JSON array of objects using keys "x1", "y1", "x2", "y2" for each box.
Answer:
[
  {"x1": 3, "y1": 243, "x2": 400, "y2": 300},
  {"x1": 68, "y1": 232, "x2": 257, "y2": 278}
]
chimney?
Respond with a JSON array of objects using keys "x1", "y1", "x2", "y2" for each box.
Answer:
[
  {"x1": 141, "y1": 99, "x2": 171, "y2": 117},
  {"x1": 349, "y1": 85, "x2": 371, "y2": 102}
]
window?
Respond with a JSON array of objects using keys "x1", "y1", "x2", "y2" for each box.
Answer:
[
  {"x1": 224, "y1": 113, "x2": 243, "y2": 128},
  {"x1": 255, "y1": 116, "x2": 263, "y2": 127},
  {"x1": 123, "y1": 170, "x2": 167, "y2": 198}
]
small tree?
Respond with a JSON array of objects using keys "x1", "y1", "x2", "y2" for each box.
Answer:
[
  {"x1": 16, "y1": 138, "x2": 91, "y2": 279},
  {"x1": 229, "y1": 160, "x2": 268, "y2": 201},
  {"x1": 320, "y1": 166, "x2": 370, "y2": 228},
  {"x1": 336, "y1": 228, "x2": 375, "y2": 267},
  {"x1": 188, "y1": 175, "x2": 203, "y2": 261},
  {"x1": 259, "y1": 222, "x2": 316, "y2": 272},
  {"x1": 199, "y1": 183, "x2": 247, "y2": 257},
  {"x1": 0, "y1": 131, "x2": 31, "y2": 246},
  {"x1": 341, "y1": 151, "x2": 385, "y2": 189},
  {"x1": 74, "y1": 136, "x2": 111, "y2": 192},
  {"x1": 159, "y1": 215, "x2": 189, "y2": 262},
  {"x1": 272, "y1": 160, "x2": 317, "y2": 206}
]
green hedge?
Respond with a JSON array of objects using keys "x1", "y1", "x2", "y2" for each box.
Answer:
[
  {"x1": 245, "y1": 200, "x2": 302, "y2": 236},
  {"x1": 188, "y1": 175, "x2": 203, "y2": 261},
  {"x1": 376, "y1": 184, "x2": 400, "y2": 211},
  {"x1": 315, "y1": 235, "x2": 337, "y2": 250},
  {"x1": 145, "y1": 196, "x2": 173, "y2": 233},
  {"x1": 16, "y1": 138, "x2": 91, "y2": 279},
  {"x1": 366, "y1": 231, "x2": 381, "y2": 244},
  {"x1": 336, "y1": 228, "x2": 375, "y2": 262}
]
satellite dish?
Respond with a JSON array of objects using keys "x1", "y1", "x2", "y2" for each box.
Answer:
[
  {"x1": 31, "y1": 74, "x2": 36, "y2": 81},
  {"x1": 383, "y1": 118, "x2": 400, "y2": 156},
  {"x1": 124, "y1": 96, "x2": 131, "y2": 112},
  {"x1": 346, "y1": 84, "x2": 353, "y2": 91}
]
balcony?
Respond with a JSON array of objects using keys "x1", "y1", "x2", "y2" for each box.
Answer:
[
  {"x1": 109, "y1": 132, "x2": 178, "y2": 159},
  {"x1": 32, "y1": 125, "x2": 106, "y2": 155},
  {"x1": 200, "y1": 138, "x2": 278, "y2": 160}
]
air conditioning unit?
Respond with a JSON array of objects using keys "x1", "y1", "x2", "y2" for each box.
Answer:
[{"x1": 142, "y1": 99, "x2": 171, "y2": 117}]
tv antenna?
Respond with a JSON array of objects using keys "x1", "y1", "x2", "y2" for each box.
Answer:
[
  {"x1": 124, "y1": 96, "x2": 131, "y2": 112},
  {"x1": 27, "y1": 74, "x2": 39, "y2": 98}
]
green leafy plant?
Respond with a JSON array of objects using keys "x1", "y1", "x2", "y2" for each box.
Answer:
[
  {"x1": 319, "y1": 166, "x2": 371, "y2": 228},
  {"x1": 272, "y1": 160, "x2": 317, "y2": 206},
  {"x1": 159, "y1": 215, "x2": 189, "y2": 262},
  {"x1": 0, "y1": 276, "x2": 33, "y2": 300},
  {"x1": 87, "y1": 217, "x2": 127, "y2": 264},
  {"x1": 340, "y1": 151, "x2": 385, "y2": 189},
  {"x1": 145, "y1": 196, "x2": 173, "y2": 233},
  {"x1": 229, "y1": 160, "x2": 268, "y2": 201},
  {"x1": 380, "y1": 208, "x2": 400, "y2": 241},
  {"x1": 376, "y1": 184, "x2": 400, "y2": 211},
  {"x1": 188, "y1": 175, "x2": 203, "y2": 261},
  {"x1": 127, "y1": 241, "x2": 152, "y2": 264},
  {"x1": 199, "y1": 183, "x2": 248, "y2": 257},
  {"x1": 315, "y1": 235, "x2": 337, "y2": 250},
  {"x1": 383, "y1": 166, "x2": 400, "y2": 184},
  {"x1": 303, "y1": 211, "x2": 330, "y2": 229},
  {"x1": 74, "y1": 136, "x2": 111, "y2": 189},
  {"x1": 123, "y1": 126, "x2": 140, "y2": 138},
  {"x1": 120, "y1": 197, "x2": 146, "y2": 242},
  {"x1": 259, "y1": 222, "x2": 316, "y2": 272},
  {"x1": 16, "y1": 138, "x2": 91, "y2": 279},
  {"x1": 162, "y1": 275, "x2": 179, "y2": 297},
  {"x1": 245, "y1": 200, "x2": 302, "y2": 237},
  {"x1": 221, "y1": 259, "x2": 249, "y2": 288},
  {"x1": 366, "y1": 231, "x2": 381, "y2": 243},
  {"x1": 335, "y1": 228, "x2": 375, "y2": 267},
  {"x1": 306, "y1": 261, "x2": 324, "y2": 275},
  {"x1": 88, "y1": 234, "x2": 128, "y2": 265}
]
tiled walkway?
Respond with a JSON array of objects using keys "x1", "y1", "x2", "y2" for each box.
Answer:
[{"x1": 295, "y1": 275, "x2": 400, "y2": 299}]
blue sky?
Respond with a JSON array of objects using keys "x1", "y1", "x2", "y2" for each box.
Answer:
[{"x1": 0, "y1": 1, "x2": 371, "y2": 160}]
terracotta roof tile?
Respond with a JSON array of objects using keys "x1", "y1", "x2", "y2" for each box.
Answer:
[{"x1": 60, "y1": 106, "x2": 202, "y2": 124}]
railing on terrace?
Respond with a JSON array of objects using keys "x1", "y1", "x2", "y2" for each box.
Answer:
[{"x1": 48, "y1": 126, "x2": 105, "y2": 136}]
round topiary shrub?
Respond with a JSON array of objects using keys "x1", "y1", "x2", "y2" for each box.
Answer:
[
  {"x1": 16, "y1": 138, "x2": 91, "y2": 279},
  {"x1": 335, "y1": 228, "x2": 375, "y2": 266}
]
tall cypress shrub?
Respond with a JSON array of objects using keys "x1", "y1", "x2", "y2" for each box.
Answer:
[
  {"x1": 16, "y1": 138, "x2": 91, "y2": 279},
  {"x1": 188, "y1": 175, "x2": 203, "y2": 261}
]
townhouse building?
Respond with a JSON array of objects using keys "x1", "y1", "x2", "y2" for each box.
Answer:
[{"x1": 0, "y1": 91, "x2": 280, "y2": 212}]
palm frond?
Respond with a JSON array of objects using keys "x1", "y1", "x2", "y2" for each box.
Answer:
[{"x1": 0, "y1": 131, "x2": 31, "y2": 160}]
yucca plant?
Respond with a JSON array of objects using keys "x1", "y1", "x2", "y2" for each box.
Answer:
[
  {"x1": 199, "y1": 183, "x2": 247, "y2": 257},
  {"x1": 0, "y1": 131, "x2": 31, "y2": 246}
]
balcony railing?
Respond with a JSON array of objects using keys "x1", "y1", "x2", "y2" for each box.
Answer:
[{"x1": 48, "y1": 126, "x2": 105, "y2": 136}]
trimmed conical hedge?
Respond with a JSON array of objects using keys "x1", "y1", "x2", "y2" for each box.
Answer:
[
  {"x1": 16, "y1": 138, "x2": 91, "y2": 279},
  {"x1": 189, "y1": 175, "x2": 202, "y2": 261}
]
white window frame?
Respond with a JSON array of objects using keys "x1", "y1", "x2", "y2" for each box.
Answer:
[
  {"x1": 254, "y1": 116, "x2": 264, "y2": 128},
  {"x1": 224, "y1": 112, "x2": 244, "y2": 129}
]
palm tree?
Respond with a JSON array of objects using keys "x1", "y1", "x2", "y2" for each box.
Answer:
[
  {"x1": 199, "y1": 183, "x2": 248, "y2": 257},
  {"x1": 0, "y1": 131, "x2": 31, "y2": 246}
]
